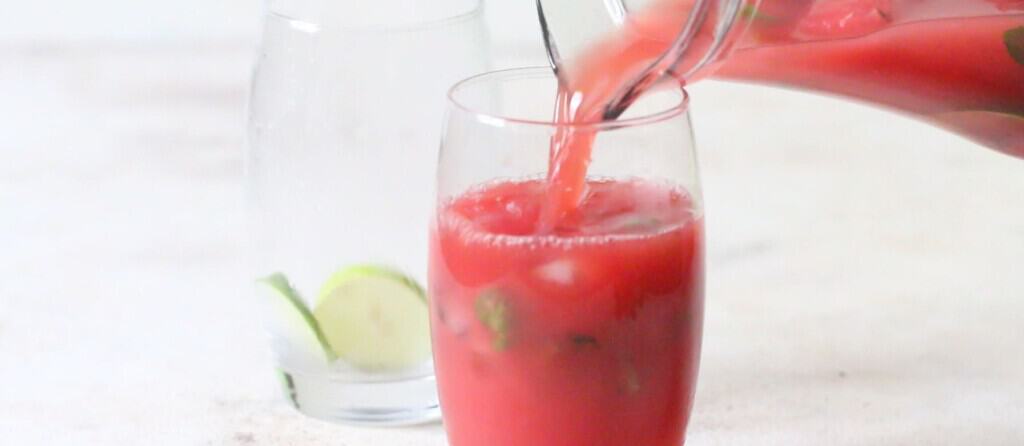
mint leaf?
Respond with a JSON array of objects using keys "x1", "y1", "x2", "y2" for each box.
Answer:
[
  {"x1": 570, "y1": 334, "x2": 599, "y2": 348},
  {"x1": 1005, "y1": 26, "x2": 1024, "y2": 65},
  {"x1": 739, "y1": 4, "x2": 781, "y2": 23},
  {"x1": 475, "y1": 289, "x2": 512, "y2": 351}
]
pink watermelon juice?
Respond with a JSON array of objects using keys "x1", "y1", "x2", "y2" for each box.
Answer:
[{"x1": 430, "y1": 179, "x2": 704, "y2": 446}]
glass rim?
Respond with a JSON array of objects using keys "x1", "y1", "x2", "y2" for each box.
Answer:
[{"x1": 446, "y1": 67, "x2": 690, "y2": 131}]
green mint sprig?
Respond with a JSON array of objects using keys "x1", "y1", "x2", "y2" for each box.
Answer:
[
  {"x1": 1005, "y1": 26, "x2": 1024, "y2": 65},
  {"x1": 475, "y1": 289, "x2": 512, "y2": 351}
]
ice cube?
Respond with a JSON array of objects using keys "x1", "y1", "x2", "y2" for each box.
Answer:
[{"x1": 537, "y1": 259, "x2": 575, "y2": 285}]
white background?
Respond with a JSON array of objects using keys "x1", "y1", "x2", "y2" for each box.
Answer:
[
  {"x1": 2, "y1": 1, "x2": 1022, "y2": 444},
  {"x1": 0, "y1": 0, "x2": 540, "y2": 48}
]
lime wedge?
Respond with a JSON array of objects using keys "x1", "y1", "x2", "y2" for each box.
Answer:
[
  {"x1": 313, "y1": 266, "x2": 431, "y2": 371},
  {"x1": 259, "y1": 273, "x2": 337, "y2": 362}
]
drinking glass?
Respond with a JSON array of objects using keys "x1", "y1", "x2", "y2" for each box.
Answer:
[
  {"x1": 429, "y1": 67, "x2": 705, "y2": 446},
  {"x1": 246, "y1": 0, "x2": 487, "y2": 425}
]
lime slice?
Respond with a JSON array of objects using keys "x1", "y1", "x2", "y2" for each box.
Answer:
[
  {"x1": 259, "y1": 273, "x2": 337, "y2": 362},
  {"x1": 313, "y1": 266, "x2": 431, "y2": 371}
]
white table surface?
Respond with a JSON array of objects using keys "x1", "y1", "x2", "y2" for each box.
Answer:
[{"x1": 2, "y1": 36, "x2": 1023, "y2": 445}]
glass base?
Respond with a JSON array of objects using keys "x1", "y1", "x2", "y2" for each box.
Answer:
[{"x1": 277, "y1": 368, "x2": 440, "y2": 426}]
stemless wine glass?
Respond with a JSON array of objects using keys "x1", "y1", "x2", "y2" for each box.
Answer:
[
  {"x1": 429, "y1": 67, "x2": 705, "y2": 446},
  {"x1": 246, "y1": 0, "x2": 487, "y2": 426}
]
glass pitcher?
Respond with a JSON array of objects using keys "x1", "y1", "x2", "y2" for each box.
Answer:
[
  {"x1": 246, "y1": 0, "x2": 487, "y2": 425},
  {"x1": 537, "y1": 0, "x2": 1024, "y2": 158}
]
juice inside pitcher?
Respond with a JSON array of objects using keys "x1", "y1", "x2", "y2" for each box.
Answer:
[
  {"x1": 721, "y1": 0, "x2": 1024, "y2": 155},
  {"x1": 541, "y1": 0, "x2": 1023, "y2": 222}
]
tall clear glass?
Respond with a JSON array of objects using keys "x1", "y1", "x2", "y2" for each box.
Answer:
[
  {"x1": 429, "y1": 68, "x2": 705, "y2": 445},
  {"x1": 246, "y1": 0, "x2": 487, "y2": 425}
]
